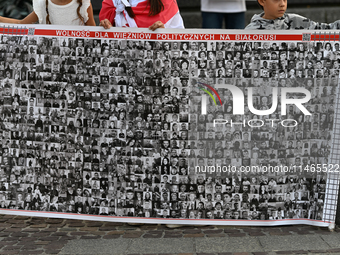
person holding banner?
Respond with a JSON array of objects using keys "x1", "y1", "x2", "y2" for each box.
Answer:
[
  {"x1": 99, "y1": 0, "x2": 184, "y2": 30},
  {"x1": 0, "y1": 0, "x2": 96, "y2": 26}
]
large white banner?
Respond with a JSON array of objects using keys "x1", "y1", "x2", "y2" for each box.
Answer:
[{"x1": 0, "y1": 25, "x2": 339, "y2": 228}]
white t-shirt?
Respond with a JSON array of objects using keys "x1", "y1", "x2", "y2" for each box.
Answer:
[
  {"x1": 200, "y1": 0, "x2": 246, "y2": 13},
  {"x1": 33, "y1": 0, "x2": 90, "y2": 25}
]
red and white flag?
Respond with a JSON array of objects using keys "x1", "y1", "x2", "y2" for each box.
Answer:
[{"x1": 99, "y1": 0, "x2": 184, "y2": 28}]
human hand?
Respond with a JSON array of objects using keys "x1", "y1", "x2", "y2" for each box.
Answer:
[
  {"x1": 99, "y1": 19, "x2": 113, "y2": 29},
  {"x1": 149, "y1": 21, "x2": 165, "y2": 31}
]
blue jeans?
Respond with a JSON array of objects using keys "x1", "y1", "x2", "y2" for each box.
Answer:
[{"x1": 201, "y1": 11, "x2": 245, "y2": 29}]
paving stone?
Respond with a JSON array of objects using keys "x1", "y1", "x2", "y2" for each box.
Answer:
[
  {"x1": 2, "y1": 246, "x2": 22, "y2": 250},
  {"x1": 243, "y1": 228, "x2": 262, "y2": 233},
  {"x1": 268, "y1": 232, "x2": 291, "y2": 236},
  {"x1": 69, "y1": 231, "x2": 88, "y2": 236},
  {"x1": 196, "y1": 237, "x2": 263, "y2": 253},
  {"x1": 224, "y1": 229, "x2": 241, "y2": 233},
  {"x1": 127, "y1": 238, "x2": 194, "y2": 254},
  {"x1": 258, "y1": 235, "x2": 329, "y2": 251},
  {"x1": 45, "y1": 219, "x2": 64, "y2": 224},
  {"x1": 206, "y1": 234, "x2": 226, "y2": 237},
  {"x1": 79, "y1": 235, "x2": 102, "y2": 239},
  {"x1": 183, "y1": 234, "x2": 205, "y2": 238},
  {"x1": 103, "y1": 222, "x2": 124, "y2": 227},
  {"x1": 296, "y1": 231, "x2": 312, "y2": 235},
  {"x1": 86, "y1": 222, "x2": 104, "y2": 227},
  {"x1": 248, "y1": 232, "x2": 266, "y2": 236},
  {"x1": 146, "y1": 230, "x2": 163, "y2": 235},
  {"x1": 10, "y1": 232, "x2": 29, "y2": 237},
  {"x1": 140, "y1": 225, "x2": 159, "y2": 230},
  {"x1": 123, "y1": 232, "x2": 143, "y2": 238},
  {"x1": 19, "y1": 237, "x2": 36, "y2": 242},
  {"x1": 21, "y1": 228, "x2": 40, "y2": 232},
  {"x1": 327, "y1": 248, "x2": 340, "y2": 253},
  {"x1": 0, "y1": 250, "x2": 20, "y2": 254},
  {"x1": 18, "y1": 250, "x2": 43, "y2": 254},
  {"x1": 1, "y1": 237, "x2": 20, "y2": 242},
  {"x1": 34, "y1": 241, "x2": 50, "y2": 245},
  {"x1": 228, "y1": 233, "x2": 247, "y2": 237},
  {"x1": 68, "y1": 223, "x2": 86, "y2": 227},
  {"x1": 291, "y1": 250, "x2": 308, "y2": 254},
  {"x1": 308, "y1": 250, "x2": 330, "y2": 253},
  {"x1": 203, "y1": 230, "x2": 224, "y2": 234},
  {"x1": 0, "y1": 241, "x2": 16, "y2": 246},
  {"x1": 43, "y1": 249, "x2": 61, "y2": 254},
  {"x1": 183, "y1": 229, "x2": 202, "y2": 234},
  {"x1": 78, "y1": 227, "x2": 99, "y2": 232},
  {"x1": 14, "y1": 216, "x2": 30, "y2": 220},
  {"x1": 320, "y1": 233, "x2": 340, "y2": 248},
  {"x1": 51, "y1": 232, "x2": 69, "y2": 236},
  {"x1": 107, "y1": 230, "x2": 125, "y2": 235},
  {"x1": 40, "y1": 228, "x2": 58, "y2": 232},
  {"x1": 21, "y1": 245, "x2": 41, "y2": 250},
  {"x1": 58, "y1": 236, "x2": 76, "y2": 241},
  {"x1": 87, "y1": 231, "x2": 107, "y2": 236},
  {"x1": 59, "y1": 239, "x2": 130, "y2": 254},
  {"x1": 163, "y1": 234, "x2": 184, "y2": 238},
  {"x1": 9, "y1": 224, "x2": 28, "y2": 228},
  {"x1": 44, "y1": 244, "x2": 67, "y2": 250},
  {"x1": 7, "y1": 220, "x2": 25, "y2": 224},
  {"x1": 3, "y1": 228, "x2": 22, "y2": 232},
  {"x1": 143, "y1": 234, "x2": 163, "y2": 238},
  {"x1": 29, "y1": 224, "x2": 48, "y2": 228},
  {"x1": 102, "y1": 235, "x2": 121, "y2": 239},
  {"x1": 38, "y1": 237, "x2": 58, "y2": 241},
  {"x1": 59, "y1": 228, "x2": 78, "y2": 232}
]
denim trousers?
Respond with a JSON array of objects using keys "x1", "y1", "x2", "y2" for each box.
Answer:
[{"x1": 201, "y1": 11, "x2": 245, "y2": 29}]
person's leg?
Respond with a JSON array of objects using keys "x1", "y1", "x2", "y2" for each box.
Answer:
[
  {"x1": 201, "y1": 12, "x2": 224, "y2": 29},
  {"x1": 224, "y1": 12, "x2": 245, "y2": 29}
]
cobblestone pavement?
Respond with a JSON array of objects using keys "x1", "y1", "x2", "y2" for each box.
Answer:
[{"x1": 1, "y1": 214, "x2": 340, "y2": 255}]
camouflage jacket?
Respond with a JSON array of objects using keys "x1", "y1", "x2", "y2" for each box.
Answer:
[{"x1": 245, "y1": 13, "x2": 340, "y2": 30}]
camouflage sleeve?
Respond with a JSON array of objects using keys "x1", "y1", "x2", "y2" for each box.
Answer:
[
  {"x1": 288, "y1": 14, "x2": 340, "y2": 29},
  {"x1": 308, "y1": 20, "x2": 340, "y2": 30}
]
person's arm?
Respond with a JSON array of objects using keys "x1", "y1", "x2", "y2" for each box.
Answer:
[
  {"x1": 99, "y1": 0, "x2": 116, "y2": 28},
  {"x1": 85, "y1": 4, "x2": 96, "y2": 26},
  {"x1": 0, "y1": 12, "x2": 39, "y2": 24}
]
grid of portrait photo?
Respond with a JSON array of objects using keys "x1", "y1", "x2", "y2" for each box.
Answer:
[{"x1": 0, "y1": 33, "x2": 338, "y2": 221}]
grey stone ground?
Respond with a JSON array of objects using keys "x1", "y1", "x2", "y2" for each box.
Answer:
[{"x1": 1, "y1": 215, "x2": 340, "y2": 255}]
